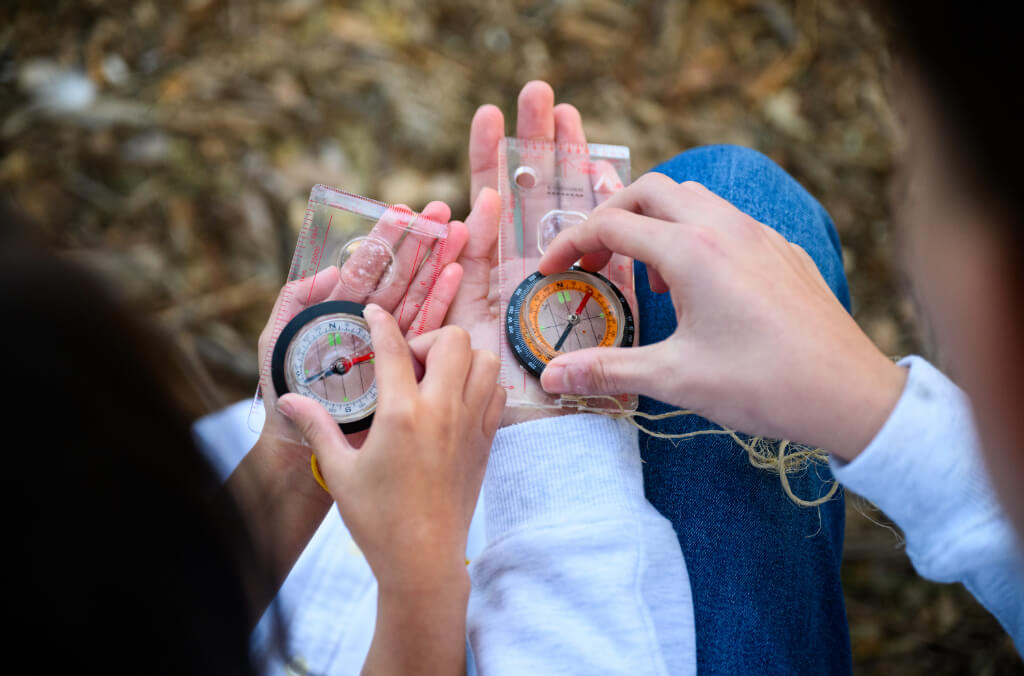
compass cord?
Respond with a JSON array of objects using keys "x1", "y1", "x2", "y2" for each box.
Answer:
[{"x1": 558, "y1": 394, "x2": 839, "y2": 508}]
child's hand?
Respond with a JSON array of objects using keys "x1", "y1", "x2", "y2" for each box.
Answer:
[
  {"x1": 228, "y1": 201, "x2": 471, "y2": 616},
  {"x1": 455, "y1": 81, "x2": 625, "y2": 425},
  {"x1": 278, "y1": 304, "x2": 504, "y2": 592},
  {"x1": 257, "y1": 200, "x2": 468, "y2": 453}
]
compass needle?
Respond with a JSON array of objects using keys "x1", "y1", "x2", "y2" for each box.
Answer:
[{"x1": 271, "y1": 301, "x2": 378, "y2": 434}]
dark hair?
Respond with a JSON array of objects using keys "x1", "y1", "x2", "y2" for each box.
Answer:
[
  {"x1": 2, "y1": 206, "x2": 276, "y2": 673},
  {"x1": 869, "y1": 3, "x2": 1023, "y2": 245}
]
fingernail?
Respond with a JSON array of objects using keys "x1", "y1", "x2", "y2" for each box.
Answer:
[
  {"x1": 364, "y1": 303, "x2": 384, "y2": 319},
  {"x1": 541, "y1": 364, "x2": 565, "y2": 393},
  {"x1": 543, "y1": 362, "x2": 590, "y2": 394}
]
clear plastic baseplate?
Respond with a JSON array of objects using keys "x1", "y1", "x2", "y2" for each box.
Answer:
[
  {"x1": 248, "y1": 185, "x2": 451, "y2": 439},
  {"x1": 497, "y1": 138, "x2": 638, "y2": 413}
]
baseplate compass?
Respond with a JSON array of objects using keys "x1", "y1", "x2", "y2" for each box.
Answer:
[
  {"x1": 505, "y1": 266, "x2": 635, "y2": 377},
  {"x1": 271, "y1": 301, "x2": 376, "y2": 434}
]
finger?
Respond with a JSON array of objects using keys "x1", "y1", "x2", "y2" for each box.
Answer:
[
  {"x1": 461, "y1": 188, "x2": 501, "y2": 263},
  {"x1": 586, "y1": 158, "x2": 629, "y2": 293},
  {"x1": 364, "y1": 303, "x2": 418, "y2": 408},
  {"x1": 590, "y1": 159, "x2": 625, "y2": 205},
  {"x1": 447, "y1": 190, "x2": 501, "y2": 328},
  {"x1": 382, "y1": 201, "x2": 450, "y2": 307},
  {"x1": 404, "y1": 330, "x2": 440, "y2": 384},
  {"x1": 421, "y1": 325, "x2": 473, "y2": 395},
  {"x1": 553, "y1": 102, "x2": 586, "y2": 145},
  {"x1": 454, "y1": 188, "x2": 501, "y2": 290},
  {"x1": 540, "y1": 343, "x2": 673, "y2": 400},
  {"x1": 552, "y1": 104, "x2": 597, "y2": 222},
  {"x1": 337, "y1": 203, "x2": 418, "y2": 302},
  {"x1": 406, "y1": 328, "x2": 444, "y2": 368},
  {"x1": 278, "y1": 393, "x2": 354, "y2": 488},
  {"x1": 594, "y1": 174, "x2": 726, "y2": 226},
  {"x1": 516, "y1": 80, "x2": 555, "y2": 140},
  {"x1": 470, "y1": 104, "x2": 506, "y2": 206},
  {"x1": 514, "y1": 82, "x2": 558, "y2": 260},
  {"x1": 538, "y1": 208, "x2": 680, "y2": 277},
  {"x1": 464, "y1": 349, "x2": 501, "y2": 407},
  {"x1": 364, "y1": 201, "x2": 451, "y2": 311},
  {"x1": 647, "y1": 267, "x2": 670, "y2": 294},
  {"x1": 397, "y1": 218, "x2": 468, "y2": 333},
  {"x1": 575, "y1": 249, "x2": 613, "y2": 273},
  {"x1": 424, "y1": 200, "x2": 450, "y2": 219},
  {"x1": 405, "y1": 261, "x2": 463, "y2": 338}
]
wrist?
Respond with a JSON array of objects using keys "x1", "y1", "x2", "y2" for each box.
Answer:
[
  {"x1": 378, "y1": 566, "x2": 470, "y2": 599},
  {"x1": 827, "y1": 357, "x2": 908, "y2": 463},
  {"x1": 366, "y1": 568, "x2": 469, "y2": 676},
  {"x1": 248, "y1": 433, "x2": 334, "y2": 507},
  {"x1": 229, "y1": 435, "x2": 333, "y2": 558},
  {"x1": 373, "y1": 550, "x2": 470, "y2": 597}
]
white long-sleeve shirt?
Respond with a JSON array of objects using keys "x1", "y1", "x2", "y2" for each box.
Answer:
[{"x1": 830, "y1": 356, "x2": 1024, "y2": 649}]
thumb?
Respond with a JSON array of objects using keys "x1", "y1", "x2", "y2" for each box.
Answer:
[
  {"x1": 540, "y1": 343, "x2": 671, "y2": 400},
  {"x1": 278, "y1": 393, "x2": 354, "y2": 489}
]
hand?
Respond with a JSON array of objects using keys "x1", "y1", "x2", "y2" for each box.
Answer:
[
  {"x1": 226, "y1": 201, "x2": 469, "y2": 623},
  {"x1": 457, "y1": 81, "x2": 624, "y2": 424},
  {"x1": 257, "y1": 199, "x2": 468, "y2": 450},
  {"x1": 537, "y1": 174, "x2": 908, "y2": 461},
  {"x1": 278, "y1": 305, "x2": 504, "y2": 590},
  {"x1": 280, "y1": 308, "x2": 502, "y2": 676}
]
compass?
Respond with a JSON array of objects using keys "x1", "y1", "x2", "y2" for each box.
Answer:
[
  {"x1": 271, "y1": 301, "x2": 377, "y2": 434},
  {"x1": 505, "y1": 266, "x2": 634, "y2": 378}
]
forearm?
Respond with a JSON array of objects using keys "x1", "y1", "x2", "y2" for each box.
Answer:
[
  {"x1": 363, "y1": 574, "x2": 470, "y2": 676},
  {"x1": 225, "y1": 436, "x2": 334, "y2": 621}
]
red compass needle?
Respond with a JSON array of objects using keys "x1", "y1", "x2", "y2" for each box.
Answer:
[
  {"x1": 553, "y1": 290, "x2": 593, "y2": 352},
  {"x1": 348, "y1": 352, "x2": 374, "y2": 366},
  {"x1": 303, "y1": 351, "x2": 375, "y2": 385},
  {"x1": 574, "y1": 290, "x2": 593, "y2": 315}
]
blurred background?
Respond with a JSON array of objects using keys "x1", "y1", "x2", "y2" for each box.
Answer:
[{"x1": 1, "y1": 0, "x2": 1019, "y2": 672}]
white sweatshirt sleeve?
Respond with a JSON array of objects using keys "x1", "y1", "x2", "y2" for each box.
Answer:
[
  {"x1": 466, "y1": 414, "x2": 696, "y2": 676},
  {"x1": 831, "y1": 356, "x2": 1024, "y2": 649}
]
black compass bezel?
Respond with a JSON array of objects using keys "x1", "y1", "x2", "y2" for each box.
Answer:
[
  {"x1": 504, "y1": 266, "x2": 634, "y2": 378},
  {"x1": 271, "y1": 300, "x2": 374, "y2": 434}
]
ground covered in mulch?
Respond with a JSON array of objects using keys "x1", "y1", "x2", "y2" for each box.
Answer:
[{"x1": 2, "y1": 1, "x2": 1019, "y2": 672}]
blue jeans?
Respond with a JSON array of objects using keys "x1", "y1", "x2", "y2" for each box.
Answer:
[{"x1": 636, "y1": 146, "x2": 852, "y2": 675}]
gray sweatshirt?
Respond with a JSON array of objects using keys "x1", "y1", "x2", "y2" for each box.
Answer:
[{"x1": 467, "y1": 414, "x2": 697, "y2": 675}]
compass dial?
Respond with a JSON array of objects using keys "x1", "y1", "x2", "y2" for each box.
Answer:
[
  {"x1": 506, "y1": 267, "x2": 634, "y2": 378},
  {"x1": 271, "y1": 301, "x2": 376, "y2": 433}
]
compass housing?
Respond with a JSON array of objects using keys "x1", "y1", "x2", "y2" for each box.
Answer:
[
  {"x1": 271, "y1": 300, "x2": 376, "y2": 434},
  {"x1": 505, "y1": 266, "x2": 635, "y2": 378}
]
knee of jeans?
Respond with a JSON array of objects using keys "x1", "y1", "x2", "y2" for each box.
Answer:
[
  {"x1": 650, "y1": 144, "x2": 791, "y2": 193},
  {"x1": 650, "y1": 145, "x2": 834, "y2": 234},
  {"x1": 648, "y1": 144, "x2": 850, "y2": 309}
]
